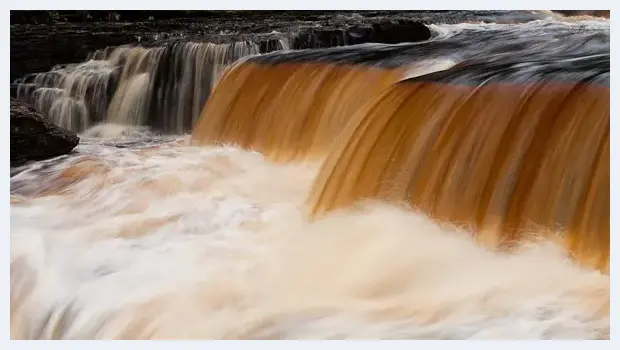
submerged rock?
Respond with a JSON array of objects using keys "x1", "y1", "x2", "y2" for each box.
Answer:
[{"x1": 10, "y1": 98, "x2": 79, "y2": 167}]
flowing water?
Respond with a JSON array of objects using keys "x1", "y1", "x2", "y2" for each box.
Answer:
[
  {"x1": 14, "y1": 41, "x2": 264, "y2": 133},
  {"x1": 10, "y1": 15, "x2": 610, "y2": 339}
]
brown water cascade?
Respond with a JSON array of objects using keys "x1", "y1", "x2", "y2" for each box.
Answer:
[
  {"x1": 307, "y1": 57, "x2": 609, "y2": 272},
  {"x1": 191, "y1": 27, "x2": 609, "y2": 272},
  {"x1": 191, "y1": 62, "x2": 407, "y2": 161}
]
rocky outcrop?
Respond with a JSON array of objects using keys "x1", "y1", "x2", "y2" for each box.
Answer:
[
  {"x1": 10, "y1": 23, "x2": 150, "y2": 82},
  {"x1": 10, "y1": 11, "x2": 551, "y2": 82},
  {"x1": 10, "y1": 98, "x2": 80, "y2": 167},
  {"x1": 292, "y1": 19, "x2": 431, "y2": 49}
]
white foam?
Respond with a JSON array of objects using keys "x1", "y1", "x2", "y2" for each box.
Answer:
[
  {"x1": 10, "y1": 138, "x2": 609, "y2": 339},
  {"x1": 401, "y1": 59, "x2": 457, "y2": 80}
]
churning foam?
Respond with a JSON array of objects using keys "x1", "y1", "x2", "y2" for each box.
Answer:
[{"x1": 10, "y1": 133, "x2": 609, "y2": 339}]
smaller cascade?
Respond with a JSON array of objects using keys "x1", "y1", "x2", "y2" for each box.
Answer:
[
  {"x1": 14, "y1": 58, "x2": 120, "y2": 131},
  {"x1": 13, "y1": 41, "x2": 261, "y2": 134}
]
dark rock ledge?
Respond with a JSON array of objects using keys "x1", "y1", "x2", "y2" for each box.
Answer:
[{"x1": 10, "y1": 98, "x2": 79, "y2": 167}]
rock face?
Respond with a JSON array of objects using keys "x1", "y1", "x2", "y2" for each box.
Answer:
[
  {"x1": 10, "y1": 10, "x2": 551, "y2": 82},
  {"x1": 10, "y1": 23, "x2": 148, "y2": 82},
  {"x1": 291, "y1": 20, "x2": 431, "y2": 49},
  {"x1": 10, "y1": 98, "x2": 80, "y2": 167}
]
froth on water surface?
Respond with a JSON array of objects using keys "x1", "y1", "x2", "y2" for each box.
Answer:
[{"x1": 10, "y1": 133, "x2": 609, "y2": 339}]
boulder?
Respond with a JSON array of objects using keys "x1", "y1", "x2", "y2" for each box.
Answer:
[
  {"x1": 10, "y1": 98, "x2": 79, "y2": 167},
  {"x1": 370, "y1": 20, "x2": 431, "y2": 44}
]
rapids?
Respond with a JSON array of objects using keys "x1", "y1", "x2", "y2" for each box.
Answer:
[
  {"x1": 10, "y1": 15, "x2": 610, "y2": 340},
  {"x1": 9, "y1": 126, "x2": 609, "y2": 339}
]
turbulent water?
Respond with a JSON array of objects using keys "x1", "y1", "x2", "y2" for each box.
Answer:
[
  {"x1": 9, "y1": 127, "x2": 610, "y2": 339},
  {"x1": 10, "y1": 15, "x2": 610, "y2": 340}
]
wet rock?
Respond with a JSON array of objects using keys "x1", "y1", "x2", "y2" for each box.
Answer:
[
  {"x1": 370, "y1": 20, "x2": 431, "y2": 44},
  {"x1": 10, "y1": 11, "x2": 550, "y2": 82},
  {"x1": 292, "y1": 29, "x2": 347, "y2": 49},
  {"x1": 10, "y1": 23, "x2": 138, "y2": 82},
  {"x1": 10, "y1": 98, "x2": 80, "y2": 167}
]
